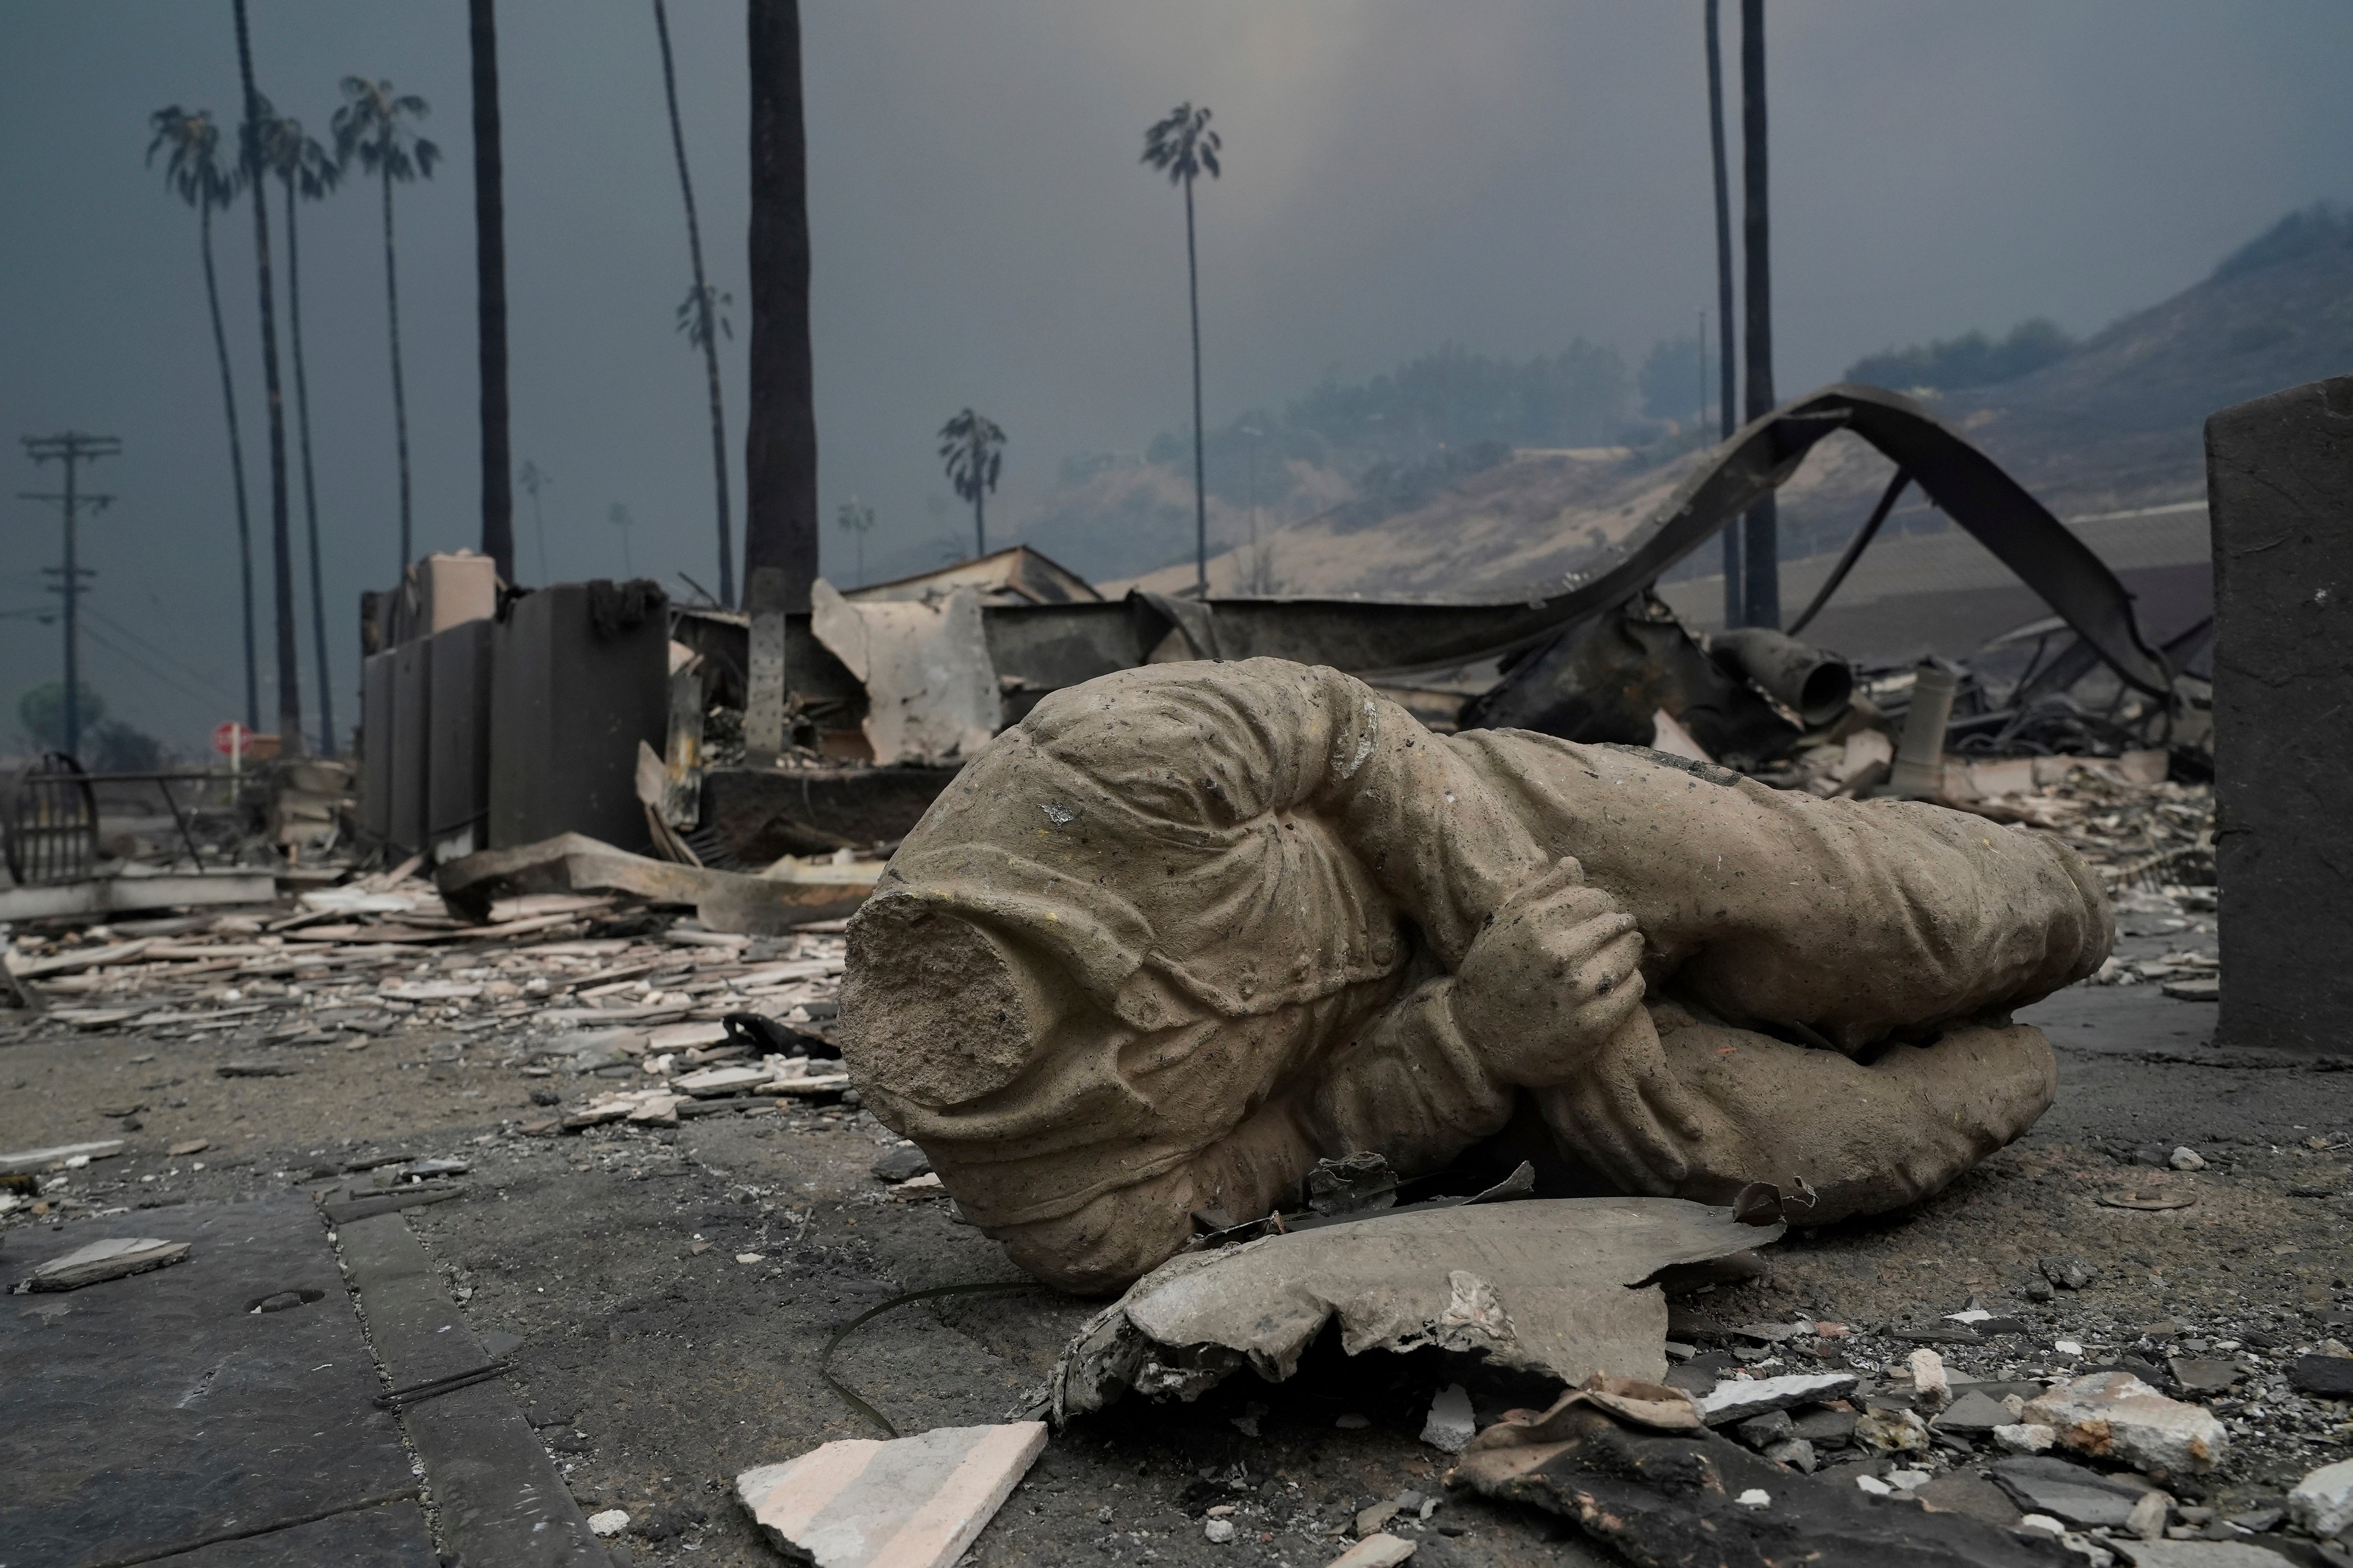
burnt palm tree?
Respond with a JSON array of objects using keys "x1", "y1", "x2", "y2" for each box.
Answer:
[
  {"x1": 232, "y1": 0, "x2": 303, "y2": 754},
  {"x1": 148, "y1": 104, "x2": 258, "y2": 731},
  {"x1": 937, "y1": 409, "x2": 1005, "y2": 557},
  {"x1": 333, "y1": 77, "x2": 439, "y2": 575},
  {"x1": 256, "y1": 102, "x2": 340, "y2": 754},
  {"x1": 1142, "y1": 103, "x2": 1221, "y2": 594},
  {"x1": 470, "y1": 0, "x2": 514, "y2": 584},
  {"x1": 654, "y1": 0, "x2": 736, "y2": 608}
]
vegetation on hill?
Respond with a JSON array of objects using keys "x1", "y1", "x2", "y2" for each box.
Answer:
[
  {"x1": 1844, "y1": 318, "x2": 2075, "y2": 392},
  {"x1": 2212, "y1": 202, "x2": 2353, "y2": 283}
]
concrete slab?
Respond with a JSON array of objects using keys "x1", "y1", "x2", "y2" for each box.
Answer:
[
  {"x1": 337, "y1": 1211, "x2": 609, "y2": 1567},
  {"x1": 147, "y1": 1498, "x2": 437, "y2": 1566},
  {"x1": 0, "y1": 1197, "x2": 414, "y2": 1568}
]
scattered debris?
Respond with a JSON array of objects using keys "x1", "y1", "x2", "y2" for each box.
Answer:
[
  {"x1": 2287, "y1": 1456, "x2": 2353, "y2": 1539},
  {"x1": 2042, "y1": 1256, "x2": 2101, "y2": 1291},
  {"x1": 1987, "y1": 1455, "x2": 2162, "y2": 1529},
  {"x1": 1051, "y1": 1199, "x2": 1781, "y2": 1418},
  {"x1": 2022, "y1": 1372, "x2": 2230, "y2": 1474},
  {"x1": 1419, "y1": 1384, "x2": 1476, "y2": 1454},
  {"x1": 1699, "y1": 1371, "x2": 1861, "y2": 1425},
  {"x1": 1325, "y1": 1535, "x2": 1415, "y2": 1568},
  {"x1": 1452, "y1": 1376, "x2": 2067, "y2": 1567},
  {"x1": 733, "y1": 1421, "x2": 1046, "y2": 1568},
  {"x1": 0, "y1": 1140, "x2": 125, "y2": 1176},
  {"x1": 438, "y1": 832, "x2": 879, "y2": 935},
  {"x1": 18, "y1": 1237, "x2": 191, "y2": 1293},
  {"x1": 2286, "y1": 1355, "x2": 2353, "y2": 1398}
]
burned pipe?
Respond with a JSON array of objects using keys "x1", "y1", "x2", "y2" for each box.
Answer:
[{"x1": 1707, "y1": 628, "x2": 1855, "y2": 728}]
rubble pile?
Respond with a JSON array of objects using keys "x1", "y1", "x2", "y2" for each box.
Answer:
[
  {"x1": 1653, "y1": 1292, "x2": 2353, "y2": 1562},
  {"x1": 0, "y1": 859, "x2": 846, "y2": 1057}
]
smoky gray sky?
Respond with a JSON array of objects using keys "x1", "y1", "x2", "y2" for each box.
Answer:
[{"x1": 3, "y1": 1, "x2": 2347, "y2": 751}]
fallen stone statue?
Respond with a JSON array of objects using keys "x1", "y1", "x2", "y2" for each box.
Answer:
[{"x1": 839, "y1": 658, "x2": 2111, "y2": 1292}]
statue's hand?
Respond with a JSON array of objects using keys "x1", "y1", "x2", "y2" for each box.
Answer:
[
  {"x1": 1452, "y1": 856, "x2": 1649, "y2": 1087},
  {"x1": 1535, "y1": 1005, "x2": 1704, "y2": 1193},
  {"x1": 1454, "y1": 858, "x2": 1703, "y2": 1192}
]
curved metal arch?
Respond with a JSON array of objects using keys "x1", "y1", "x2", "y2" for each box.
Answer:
[{"x1": 1106, "y1": 383, "x2": 2173, "y2": 696}]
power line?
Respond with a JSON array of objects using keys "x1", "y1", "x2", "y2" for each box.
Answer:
[
  {"x1": 18, "y1": 430, "x2": 120, "y2": 760},
  {"x1": 82, "y1": 604, "x2": 243, "y2": 709},
  {"x1": 78, "y1": 621, "x2": 242, "y2": 716}
]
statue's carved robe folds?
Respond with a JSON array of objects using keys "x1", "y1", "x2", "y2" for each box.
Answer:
[{"x1": 840, "y1": 659, "x2": 2110, "y2": 1293}]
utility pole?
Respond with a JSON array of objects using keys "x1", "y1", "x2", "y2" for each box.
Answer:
[
  {"x1": 1738, "y1": 0, "x2": 1781, "y2": 630},
  {"x1": 1705, "y1": 0, "x2": 1742, "y2": 628},
  {"x1": 20, "y1": 432, "x2": 121, "y2": 761}
]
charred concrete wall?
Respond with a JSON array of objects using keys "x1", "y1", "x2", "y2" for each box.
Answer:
[{"x1": 2206, "y1": 373, "x2": 2353, "y2": 1052}]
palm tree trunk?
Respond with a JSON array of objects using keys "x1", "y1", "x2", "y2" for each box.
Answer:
[
  {"x1": 974, "y1": 484, "x2": 986, "y2": 557},
  {"x1": 471, "y1": 0, "x2": 515, "y2": 584},
  {"x1": 744, "y1": 0, "x2": 818, "y2": 610},
  {"x1": 233, "y1": 0, "x2": 304, "y2": 754},
  {"x1": 1705, "y1": 0, "x2": 1742, "y2": 628},
  {"x1": 1185, "y1": 171, "x2": 1207, "y2": 595},
  {"x1": 656, "y1": 0, "x2": 736, "y2": 609},
  {"x1": 200, "y1": 197, "x2": 260, "y2": 731},
  {"x1": 284, "y1": 172, "x2": 336, "y2": 755},
  {"x1": 382, "y1": 162, "x2": 415, "y2": 574},
  {"x1": 1738, "y1": 0, "x2": 1779, "y2": 630}
]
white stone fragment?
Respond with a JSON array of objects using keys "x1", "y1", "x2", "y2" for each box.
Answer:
[
  {"x1": 1995, "y1": 1423, "x2": 2057, "y2": 1454},
  {"x1": 736, "y1": 1423, "x2": 1046, "y2": 1568},
  {"x1": 1854, "y1": 1474, "x2": 1893, "y2": 1496},
  {"x1": 1325, "y1": 1534, "x2": 1416, "y2": 1568},
  {"x1": 22, "y1": 1236, "x2": 192, "y2": 1292},
  {"x1": 0, "y1": 1139, "x2": 125, "y2": 1176},
  {"x1": 2289, "y1": 1455, "x2": 2353, "y2": 1539},
  {"x1": 1204, "y1": 1519, "x2": 1236, "y2": 1544},
  {"x1": 587, "y1": 1509, "x2": 630, "y2": 1537},
  {"x1": 1735, "y1": 1489, "x2": 1770, "y2": 1508},
  {"x1": 1419, "y1": 1384, "x2": 1476, "y2": 1454},
  {"x1": 1698, "y1": 1371, "x2": 1859, "y2": 1424},
  {"x1": 1908, "y1": 1349, "x2": 1950, "y2": 1411},
  {"x1": 2168, "y1": 1147, "x2": 2205, "y2": 1172},
  {"x1": 2023, "y1": 1373, "x2": 2229, "y2": 1474}
]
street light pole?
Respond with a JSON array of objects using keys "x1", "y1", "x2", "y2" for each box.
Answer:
[{"x1": 20, "y1": 431, "x2": 121, "y2": 760}]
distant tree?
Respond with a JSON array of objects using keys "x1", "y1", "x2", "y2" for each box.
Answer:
[
  {"x1": 88, "y1": 720, "x2": 167, "y2": 775},
  {"x1": 1639, "y1": 335, "x2": 1706, "y2": 422},
  {"x1": 1142, "y1": 103, "x2": 1222, "y2": 594},
  {"x1": 17, "y1": 681, "x2": 106, "y2": 752},
  {"x1": 333, "y1": 77, "x2": 440, "y2": 575},
  {"x1": 1844, "y1": 319, "x2": 2074, "y2": 391},
  {"x1": 835, "y1": 496, "x2": 876, "y2": 585},
  {"x1": 147, "y1": 104, "x2": 259, "y2": 731},
  {"x1": 232, "y1": 0, "x2": 304, "y2": 755},
  {"x1": 255, "y1": 100, "x2": 342, "y2": 756},
  {"x1": 653, "y1": 0, "x2": 736, "y2": 608},
  {"x1": 937, "y1": 409, "x2": 1006, "y2": 557}
]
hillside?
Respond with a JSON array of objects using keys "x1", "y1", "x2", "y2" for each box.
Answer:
[{"x1": 1098, "y1": 208, "x2": 2353, "y2": 603}]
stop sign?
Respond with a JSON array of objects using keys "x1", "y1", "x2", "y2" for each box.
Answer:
[{"x1": 211, "y1": 720, "x2": 257, "y2": 757}]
